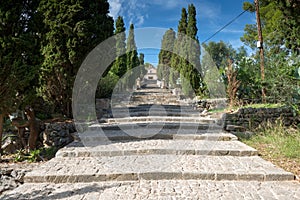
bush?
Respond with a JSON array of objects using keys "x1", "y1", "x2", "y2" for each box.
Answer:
[{"x1": 96, "y1": 73, "x2": 119, "y2": 98}]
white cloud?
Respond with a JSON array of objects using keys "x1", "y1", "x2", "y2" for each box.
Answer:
[
  {"x1": 108, "y1": 0, "x2": 148, "y2": 27},
  {"x1": 108, "y1": 0, "x2": 122, "y2": 19},
  {"x1": 198, "y1": 1, "x2": 221, "y2": 20},
  {"x1": 151, "y1": 0, "x2": 186, "y2": 9}
]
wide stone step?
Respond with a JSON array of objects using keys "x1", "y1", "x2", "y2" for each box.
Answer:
[
  {"x1": 105, "y1": 116, "x2": 218, "y2": 124},
  {"x1": 108, "y1": 108, "x2": 204, "y2": 117},
  {"x1": 108, "y1": 111, "x2": 205, "y2": 117},
  {"x1": 4, "y1": 180, "x2": 300, "y2": 200},
  {"x1": 78, "y1": 130, "x2": 236, "y2": 142},
  {"x1": 56, "y1": 139, "x2": 258, "y2": 157},
  {"x1": 24, "y1": 155, "x2": 295, "y2": 183}
]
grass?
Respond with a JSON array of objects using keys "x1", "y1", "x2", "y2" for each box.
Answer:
[
  {"x1": 208, "y1": 103, "x2": 284, "y2": 114},
  {"x1": 241, "y1": 103, "x2": 284, "y2": 109},
  {"x1": 240, "y1": 119, "x2": 300, "y2": 179}
]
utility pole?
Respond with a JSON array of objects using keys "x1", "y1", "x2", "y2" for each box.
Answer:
[{"x1": 254, "y1": 0, "x2": 266, "y2": 103}]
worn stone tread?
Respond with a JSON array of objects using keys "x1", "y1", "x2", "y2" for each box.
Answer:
[
  {"x1": 56, "y1": 139, "x2": 258, "y2": 157},
  {"x1": 106, "y1": 116, "x2": 218, "y2": 124},
  {"x1": 3, "y1": 180, "x2": 300, "y2": 200},
  {"x1": 24, "y1": 155, "x2": 294, "y2": 183}
]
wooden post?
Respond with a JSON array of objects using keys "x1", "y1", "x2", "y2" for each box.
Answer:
[{"x1": 255, "y1": 0, "x2": 266, "y2": 103}]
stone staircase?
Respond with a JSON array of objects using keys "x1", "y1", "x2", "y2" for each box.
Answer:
[{"x1": 2, "y1": 87, "x2": 300, "y2": 199}]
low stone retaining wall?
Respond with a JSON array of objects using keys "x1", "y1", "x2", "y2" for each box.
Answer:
[
  {"x1": 223, "y1": 107, "x2": 299, "y2": 131},
  {"x1": 194, "y1": 98, "x2": 227, "y2": 111},
  {"x1": 42, "y1": 122, "x2": 76, "y2": 148}
]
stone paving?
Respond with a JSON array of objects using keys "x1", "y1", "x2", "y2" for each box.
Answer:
[
  {"x1": 2, "y1": 180, "x2": 300, "y2": 200},
  {"x1": 2, "y1": 87, "x2": 300, "y2": 199},
  {"x1": 23, "y1": 155, "x2": 294, "y2": 183},
  {"x1": 55, "y1": 139, "x2": 258, "y2": 157}
]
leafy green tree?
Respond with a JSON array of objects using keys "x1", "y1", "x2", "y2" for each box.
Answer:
[
  {"x1": 158, "y1": 28, "x2": 176, "y2": 84},
  {"x1": 39, "y1": 0, "x2": 114, "y2": 117},
  {"x1": 202, "y1": 41, "x2": 236, "y2": 70},
  {"x1": 242, "y1": 0, "x2": 300, "y2": 104},
  {"x1": 110, "y1": 16, "x2": 127, "y2": 78},
  {"x1": 0, "y1": 0, "x2": 42, "y2": 152},
  {"x1": 242, "y1": 0, "x2": 300, "y2": 54}
]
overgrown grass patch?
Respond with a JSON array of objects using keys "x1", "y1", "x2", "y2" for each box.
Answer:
[
  {"x1": 240, "y1": 119, "x2": 300, "y2": 179},
  {"x1": 241, "y1": 103, "x2": 284, "y2": 109}
]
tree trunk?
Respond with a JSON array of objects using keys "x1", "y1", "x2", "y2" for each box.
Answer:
[
  {"x1": 25, "y1": 107, "x2": 39, "y2": 150},
  {"x1": 0, "y1": 113, "x2": 4, "y2": 158}
]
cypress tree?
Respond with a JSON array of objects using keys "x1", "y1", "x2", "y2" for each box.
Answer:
[
  {"x1": 0, "y1": 0, "x2": 42, "y2": 152},
  {"x1": 39, "y1": 0, "x2": 114, "y2": 116},
  {"x1": 182, "y1": 4, "x2": 202, "y2": 96},
  {"x1": 110, "y1": 16, "x2": 127, "y2": 77},
  {"x1": 170, "y1": 8, "x2": 188, "y2": 88},
  {"x1": 125, "y1": 24, "x2": 139, "y2": 88},
  {"x1": 158, "y1": 28, "x2": 176, "y2": 85},
  {"x1": 126, "y1": 24, "x2": 139, "y2": 71}
]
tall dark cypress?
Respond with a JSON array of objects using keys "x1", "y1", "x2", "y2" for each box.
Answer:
[
  {"x1": 182, "y1": 4, "x2": 202, "y2": 96},
  {"x1": 170, "y1": 8, "x2": 188, "y2": 88},
  {"x1": 39, "y1": 0, "x2": 114, "y2": 116},
  {"x1": 125, "y1": 24, "x2": 139, "y2": 88},
  {"x1": 158, "y1": 28, "x2": 176, "y2": 84},
  {"x1": 111, "y1": 16, "x2": 127, "y2": 77},
  {"x1": 126, "y1": 24, "x2": 139, "y2": 71}
]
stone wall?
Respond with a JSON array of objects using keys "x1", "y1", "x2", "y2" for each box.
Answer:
[
  {"x1": 223, "y1": 107, "x2": 299, "y2": 131},
  {"x1": 194, "y1": 98, "x2": 227, "y2": 111},
  {"x1": 41, "y1": 122, "x2": 76, "y2": 148}
]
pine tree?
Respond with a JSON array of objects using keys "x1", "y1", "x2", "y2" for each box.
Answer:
[
  {"x1": 158, "y1": 28, "x2": 176, "y2": 85},
  {"x1": 39, "y1": 0, "x2": 114, "y2": 116},
  {"x1": 110, "y1": 16, "x2": 127, "y2": 77}
]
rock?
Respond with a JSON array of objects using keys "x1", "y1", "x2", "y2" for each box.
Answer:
[
  {"x1": 2, "y1": 137, "x2": 21, "y2": 154},
  {"x1": 226, "y1": 125, "x2": 246, "y2": 132}
]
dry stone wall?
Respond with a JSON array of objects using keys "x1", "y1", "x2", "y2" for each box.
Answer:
[{"x1": 223, "y1": 107, "x2": 299, "y2": 131}]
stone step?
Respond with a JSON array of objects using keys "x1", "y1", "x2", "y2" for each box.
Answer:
[
  {"x1": 55, "y1": 139, "x2": 258, "y2": 157},
  {"x1": 84, "y1": 124, "x2": 227, "y2": 141},
  {"x1": 77, "y1": 130, "x2": 237, "y2": 142},
  {"x1": 4, "y1": 180, "x2": 300, "y2": 200},
  {"x1": 105, "y1": 116, "x2": 218, "y2": 124},
  {"x1": 24, "y1": 155, "x2": 295, "y2": 183},
  {"x1": 111, "y1": 106, "x2": 195, "y2": 112},
  {"x1": 107, "y1": 111, "x2": 206, "y2": 118}
]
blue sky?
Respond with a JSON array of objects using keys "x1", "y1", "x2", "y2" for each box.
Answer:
[{"x1": 108, "y1": 0, "x2": 256, "y2": 65}]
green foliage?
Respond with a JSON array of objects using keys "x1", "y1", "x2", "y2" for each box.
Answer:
[
  {"x1": 242, "y1": 0, "x2": 300, "y2": 54},
  {"x1": 0, "y1": 0, "x2": 41, "y2": 115},
  {"x1": 96, "y1": 72, "x2": 119, "y2": 98},
  {"x1": 40, "y1": 146, "x2": 58, "y2": 160},
  {"x1": 158, "y1": 28, "x2": 176, "y2": 84},
  {"x1": 169, "y1": 5, "x2": 203, "y2": 96},
  {"x1": 170, "y1": 8, "x2": 187, "y2": 87},
  {"x1": 13, "y1": 147, "x2": 57, "y2": 162},
  {"x1": 126, "y1": 24, "x2": 139, "y2": 71},
  {"x1": 125, "y1": 24, "x2": 140, "y2": 88},
  {"x1": 110, "y1": 16, "x2": 127, "y2": 78},
  {"x1": 14, "y1": 149, "x2": 41, "y2": 162},
  {"x1": 38, "y1": 0, "x2": 114, "y2": 117}
]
